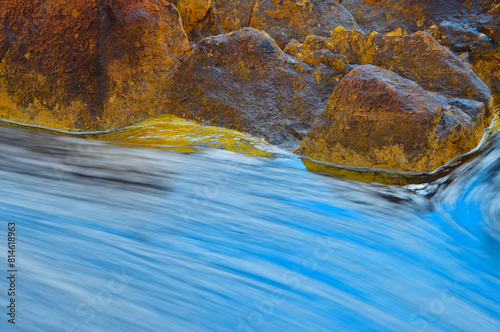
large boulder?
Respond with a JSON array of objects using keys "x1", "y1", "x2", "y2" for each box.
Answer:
[
  {"x1": 328, "y1": 28, "x2": 493, "y2": 106},
  {"x1": 250, "y1": 0, "x2": 356, "y2": 48},
  {"x1": 168, "y1": 28, "x2": 344, "y2": 146},
  {"x1": 299, "y1": 65, "x2": 489, "y2": 172},
  {"x1": 336, "y1": 0, "x2": 500, "y2": 103},
  {"x1": 0, "y1": 0, "x2": 190, "y2": 131}
]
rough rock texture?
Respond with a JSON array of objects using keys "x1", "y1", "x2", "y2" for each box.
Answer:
[
  {"x1": 168, "y1": 28, "x2": 343, "y2": 146},
  {"x1": 299, "y1": 65, "x2": 488, "y2": 172},
  {"x1": 425, "y1": 21, "x2": 494, "y2": 53},
  {"x1": 176, "y1": 0, "x2": 212, "y2": 34},
  {"x1": 472, "y1": 50, "x2": 500, "y2": 102},
  {"x1": 0, "y1": 0, "x2": 190, "y2": 131},
  {"x1": 338, "y1": 0, "x2": 495, "y2": 34},
  {"x1": 212, "y1": 0, "x2": 257, "y2": 32},
  {"x1": 472, "y1": 3, "x2": 500, "y2": 101},
  {"x1": 284, "y1": 36, "x2": 352, "y2": 74},
  {"x1": 337, "y1": 0, "x2": 500, "y2": 100},
  {"x1": 328, "y1": 28, "x2": 493, "y2": 106},
  {"x1": 250, "y1": 0, "x2": 356, "y2": 48}
]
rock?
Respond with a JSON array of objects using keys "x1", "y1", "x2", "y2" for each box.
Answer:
[
  {"x1": 250, "y1": 0, "x2": 356, "y2": 48},
  {"x1": 175, "y1": 0, "x2": 212, "y2": 34},
  {"x1": 283, "y1": 39, "x2": 302, "y2": 56},
  {"x1": 0, "y1": 0, "x2": 190, "y2": 131},
  {"x1": 299, "y1": 65, "x2": 489, "y2": 172},
  {"x1": 338, "y1": 0, "x2": 491, "y2": 34},
  {"x1": 212, "y1": 0, "x2": 257, "y2": 32},
  {"x1": 284, "y1": 36, "x2": 351, "y2": 74},
  {"x1": 426, "y1": 21, "x2": 494, "y2": 53},
  {"x1": 335, "y1": 0, "x2": 500, "y2": 100},
  {"x1": 329, "y1": 28, "x2": 493, "y2": 106},
  {"x1": 168, "y1": 28, "x2": 341, "y2": 146},
  {"x1": 471, "y1": 50, "x2": 500, "y2": 102},
  {"x1": 473, "y1": 3, "x2": 500, "y2": 101}
]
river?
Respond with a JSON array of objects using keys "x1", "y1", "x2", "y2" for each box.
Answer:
[{"x1": 0, "y1": 121, "x2": 499, "y2": 331}]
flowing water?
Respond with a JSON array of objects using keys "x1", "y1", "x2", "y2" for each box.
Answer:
[{"x1": 0, "y1": 118, "x2": 499, "y2": 332}]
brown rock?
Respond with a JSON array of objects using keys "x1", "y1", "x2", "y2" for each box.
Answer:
[
  {"x1": 425, "y1": 21, "x2": 494, "y2": 53},
  {"x1": 250, "y1": 0, "x2": 356, "y2": 48},
  {"x1": 471, "y1": 49, "x2": 500, "y2": 103},
  {"x1": 299, "y1": 65, "x2": 489, "y2": 172},
  {"x1": 338, "y1": 0, "x2": 492, "y2": 34},
  {"x1": 168, "y1": 28, "x2": 341, "y2": 146},
  {"x1": 212, "y1": 0, "x2": 257, "y2": 32},
  {"x1": 176, "y1": 0, "x2": 212, "y2": 34},
  {"x1": 329, "y1": 28, "x2": 493, "y2": 106},
  {"x1": 336, "y1": 0, "x2": 500, "y2": 99},
  {"x1": 0, "y1": 0, "x2": 190, "y2": 131}
]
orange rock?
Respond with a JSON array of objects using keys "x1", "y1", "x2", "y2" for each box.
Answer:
[
  {"x1": 329, "y1": 28, "x2": 493, "y2": 106},
  {"x1": 299, "y1": 65, "x2": 489, "y2": 172},
  {"x1": 0, "y1": 0, "x2": 190, "y2": 131},
  {"x1": 250, "y1": 0, "x2": 356, "y2": 48},
  {"x1": 168, "y1": 28, "x2": 341, "y2": 146},
  {"x1": 212, "y1": 0, "x2": 257, "y2": 32}
]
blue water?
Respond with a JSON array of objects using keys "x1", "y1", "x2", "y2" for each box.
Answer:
[{"x1": 0, "y1": 125, "x2": 499, "y2": 331}]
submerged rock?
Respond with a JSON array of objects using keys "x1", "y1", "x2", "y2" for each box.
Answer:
[
  {"x1": 0, "y1": 0, "x2": 190, "y2": 131},
  {"x1": 168, "y1": 28, "x2": 342, "y2": 146},
  {"x1": 250, "y1": 0, "x2": 356, "y2": 48},
  {"x1": 299, "y1": 65, "x2": 489, "y2": 172}
]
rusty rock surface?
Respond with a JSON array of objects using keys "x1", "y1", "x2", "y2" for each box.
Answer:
[
  {"x1": 328, "y1": 28, "x2": 493, "y2": 106},
  {"x1": 299, "y1": 65, "x2": 489, "y2": 172},
  {"x1": 0, "y1": 0, "x2": 190, "y2": 131},
  {"x1": 212, "y1": 0, "x2": 257, "y2": 32},
  {"x1": 337, "y1": 0, "x2": 500, "y2": 99},
  {"x1": 250, "y1": 0, "x2": 356, "y2": 48},
  {"x1": 338, "y1": 0, "x2": 495, "y2": 34},
  {"x1": 168, "y1": 28, "x2": 343, "y2": 146}
]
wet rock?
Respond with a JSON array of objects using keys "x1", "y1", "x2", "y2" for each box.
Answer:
[
  {"x1": 168, "y1": 28, "x2": 339, "y2": 146},
  {"x1": 299, "y1": 65, "x2": 489, "y2": 172},
  {"x1": 329, "y1": 28, "x2": 493, "y2": 106},
  {"x1": 250, "y1": 0, "x2": 356, "y2": 48},
  {"x1": 0, "y1": 0, "x2": 190, "y2": 131}
]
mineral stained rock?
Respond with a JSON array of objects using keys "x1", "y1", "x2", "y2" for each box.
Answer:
[
  {"x1": 338, "y1": 0, "x2": 493, "y2": 34},
  {"x1": 250, "y1": 0, "x2": 356, "y2": 48},
  {"x1": 328, "y1": 28, "x2": 493, "y2": 106},
  {"x1": 299, "y1": 65, "x2": 489, "y2": 172},
  {"x1": 0, "y1": 0, "x2": 190, "y2": 131},
  {"x1": 168, "y1": 28, "x2": 343, "y2": 146},
  {"x1": 338, "y1": 0, "x2": 500, "y2": 99},
  {"x1": 175, "y1": 0, "x2": 212, "y2": 34},
  {"x1": 212, "y1": 0, "x2": 257, "y2": 32}
]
